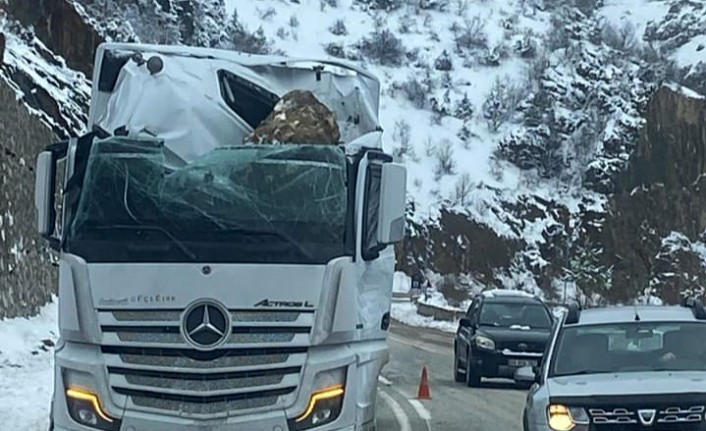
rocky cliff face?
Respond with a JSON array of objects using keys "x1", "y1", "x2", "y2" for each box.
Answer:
[
  {"x1": 0, "y1": 1, "x2": 93, "y2": 318},
  {"x1": 6, "y1": 0, "x2": 103, "y2": 76},
  {"x1": 400, "y1": 84, "x2": 706, "y2": 306},
  {"x1": 602, "y1": 85, "x2": 706, "y2": 304},
  {"x1": 0, "y1": 75, "x2": 58, "y2": 319}
]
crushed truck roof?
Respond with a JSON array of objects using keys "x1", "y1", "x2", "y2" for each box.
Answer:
[{"x1": 88, "y1": 42, "x2": 383, "y2": 163}]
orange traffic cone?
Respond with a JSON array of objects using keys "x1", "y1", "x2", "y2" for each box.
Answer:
[{"x1": 417, "y1": 365, "x2": 431, "y2": 399}]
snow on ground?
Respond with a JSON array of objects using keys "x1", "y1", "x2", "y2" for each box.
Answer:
[
  {"x1": 390, "y1": 301, "x2": 459, "y2": 333},
  {"x1": 599, "y1": 0, "x2": 670, "y2": 39},
  {"x1": 0, "y1": 299, "x2": 58, "y2": 431},
  {"x1": 674, "y1": 34, "x2": 706, "y2": 69},
  {"x1": 418, "y1": 288, "x2": 460, "y2": 310}
]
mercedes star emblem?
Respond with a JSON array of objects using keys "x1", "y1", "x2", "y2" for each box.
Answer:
[{"x1": 182, "y1": 300, "x2": 231, "y2": 350}]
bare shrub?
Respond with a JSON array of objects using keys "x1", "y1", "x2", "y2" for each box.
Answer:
[
  {"x1": 392, "y1": 119, "x2": 417, "y2": 161},
  {"x1": 453, "y1": 173, "x2": 474, "y2": 207},
  {"x1": 454, "y1": 16, "x2": 488, "y2": 51},
  {"x1": 434, "y1": 139, "x2": 456, "y2": 179},
  {"x1": 329, "y1": 19, "x2": 348, "y2": 36},
  {"x1": 394, "y1": 74, "x2": 428, "y2": 109},
  {"x1": 324, "y1": 42, "x2": 346, "y2": 58},
  {"x1": 482, "y1": 77, "x2": 526, "y2": 132},
  {"x1": 259, "y1": 7, "x2": 277, "y2": 20},
  {"x1": 357, "y1": 28, "x2": 407, "y2": 66}
]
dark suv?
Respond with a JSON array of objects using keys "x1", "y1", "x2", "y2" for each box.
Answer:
[{"x1": 454, "y1": 289, "x2": 554, "y2": 387}]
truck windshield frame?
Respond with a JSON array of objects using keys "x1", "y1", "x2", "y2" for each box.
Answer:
[{"x1": 63, "y1": 136, "x2": 352, "y2": 264}]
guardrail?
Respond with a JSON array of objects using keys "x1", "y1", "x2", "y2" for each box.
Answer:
[
  {"x1": 416, "y1": 302, "x2": 463, "y2": 321},
  {"x1": 414, "y1": 300, "x2": 569, "y2": 322}
]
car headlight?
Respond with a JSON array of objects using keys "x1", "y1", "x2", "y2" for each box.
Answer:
[
  {"x1": 475, "y1": 335, "x2": 496, "y2": 350},
  {"x1": 288, "y1": 367, "x2": 347, "y2": 430},
  {"x1": 547, "y1": 404, "x2": 589, "y2": 431}
]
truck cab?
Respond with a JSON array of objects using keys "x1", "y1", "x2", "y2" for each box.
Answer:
[{"x1": 34, "y1": 42, "x2": 407, "y2": 431}]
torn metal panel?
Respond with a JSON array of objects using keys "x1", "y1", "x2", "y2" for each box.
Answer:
[{"x1": 88, "y1": 43, "x2": 382, "y2": 164}]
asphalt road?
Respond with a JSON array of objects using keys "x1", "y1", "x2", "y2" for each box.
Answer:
[{"x1": 376, "y1": 320, "x2": 527, "y2": 431}]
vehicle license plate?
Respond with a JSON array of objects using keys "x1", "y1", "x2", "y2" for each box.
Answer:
[{"x1": 508, "y1": 359, "x2": 537, "y2": 367}]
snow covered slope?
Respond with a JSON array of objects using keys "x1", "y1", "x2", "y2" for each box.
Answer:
[{"x1": 3, "y1": 0, "x2": 706, "y2": 305}]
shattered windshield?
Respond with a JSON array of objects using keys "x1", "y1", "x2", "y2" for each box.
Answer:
[{"x1": 64, "y1": 136, "x2": 349, "y2": 264}]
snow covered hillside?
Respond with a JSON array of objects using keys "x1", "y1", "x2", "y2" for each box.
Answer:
[{"x1": 2, "y1": 0, "x2": 706, "y2": 306}]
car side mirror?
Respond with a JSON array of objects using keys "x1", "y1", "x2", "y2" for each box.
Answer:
[
  {"x1": 377, "y1": 162, "x2": 407, "y2": 245},
  {"x1": 459, "y1": 318, "x2": 473, "y2": 328}
]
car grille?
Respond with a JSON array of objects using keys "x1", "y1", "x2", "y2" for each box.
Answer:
[
  {"x1": 98, "y1": 308, "x2": 313, "y2": 417},
  {"x1": 589, "y1": 404, "x2": 706, "y2": 430},
  {"x1": 497, "y1": 341, "x2": 544, "y2": 353}
]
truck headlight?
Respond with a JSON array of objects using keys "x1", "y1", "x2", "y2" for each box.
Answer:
[
  {"x1": 547, "y1": 404, "x2": 589, "y2": 431},
  {"x1": 475, "y1": 335, "x2": 495, "y2": 350},
  {"x1": 288, "y1": 367, "x2": 347, "y2": 430},
  {"x1": 65, "y1": 388, "x2": 121, "y2": 431}
]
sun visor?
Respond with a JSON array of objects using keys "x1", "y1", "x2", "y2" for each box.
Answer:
[{"x1": 92, "y1": 55, "x2": 251, "y2": 164}]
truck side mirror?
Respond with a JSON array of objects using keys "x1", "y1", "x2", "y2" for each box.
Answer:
[
  {"x1": 35, "y1": 151, "x2": 56, "y2": 237},
  {"x1": 34, "y1": 141, "x2": 67, "y2": 250},
  {"x1": 377, "y1": 162, "x2": 407, "y2": 245}
]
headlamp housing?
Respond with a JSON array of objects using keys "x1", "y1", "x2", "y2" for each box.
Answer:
[{"x1": 288, "y1": 367, "x2": 347, "y2": 430}]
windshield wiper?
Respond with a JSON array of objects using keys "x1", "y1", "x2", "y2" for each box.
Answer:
[
  {"x1": 88, "y1": 224, "x2": 197, "y2": 261},
  {"x1": 217, "y1": 226, "x2": 313, "y2": 260}
]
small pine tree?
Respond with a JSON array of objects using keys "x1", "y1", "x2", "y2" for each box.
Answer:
[
  {"x1": 434, "y1": 50, "x2": 453, "y2": 71},
  {"x1": 454, "y1": 92, "x2": 474, "y2": 120},
  {"x1": 223, "y1": 9, "x2": 271, "y2": 54},
  {"x1": 567, "y1": 241, "x2": 613, "y2": 298}
]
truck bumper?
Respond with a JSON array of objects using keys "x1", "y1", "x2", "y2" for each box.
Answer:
[
  {"x1": 53, "y1": 422, "x2": 375, "y2": 431},
  {"x1": 52, "y1": 341, "x2": 386, "y2": 431}
]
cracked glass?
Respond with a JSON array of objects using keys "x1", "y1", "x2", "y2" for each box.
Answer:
[{"x1": 65, "y1": 136, "x2": 349, "y2": 264}]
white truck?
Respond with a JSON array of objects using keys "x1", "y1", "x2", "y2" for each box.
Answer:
[{"x1": 34, "y1": 42, "x2": 407, "y2": 431}]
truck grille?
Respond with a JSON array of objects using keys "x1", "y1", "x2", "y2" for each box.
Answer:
[
  {"x1": 589, "y1": 404, "x2": 706, "y2": 430},
  {"x1": 98, "y1": 308, "x2": 313, "y2": 417}
]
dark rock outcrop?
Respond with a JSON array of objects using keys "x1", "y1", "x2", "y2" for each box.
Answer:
[
  {"x1": 0, "y1": 79, "x2": 58, "y2": 319},
  {"x1": 602, "y1": 84, "x2": 706, "y2": 304},
  {"x1": 6, "y1": 0, "x2": 103, "y2": 77},
  {"x1": 396, "y1": 209, "x2": 523, "y2": 286}
]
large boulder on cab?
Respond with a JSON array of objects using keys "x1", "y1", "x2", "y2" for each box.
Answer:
[{"x1": 246, "y1": 90, "x2": 341, "y2": 145}]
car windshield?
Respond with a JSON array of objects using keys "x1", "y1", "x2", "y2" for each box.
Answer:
[
  {"x1": 550, "y1": 321, "x2": 706, "y2": 377},
  {"x1": 64, "y1": 136, "x2": 349, "y2": 264},
  {"x1": 479, "y1": 302, "x2": 552, "y2": 329}
]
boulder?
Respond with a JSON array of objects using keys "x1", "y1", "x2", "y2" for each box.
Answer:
[{"x1": 245, "y1": 90, "x2": 341, "y2": 145}]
